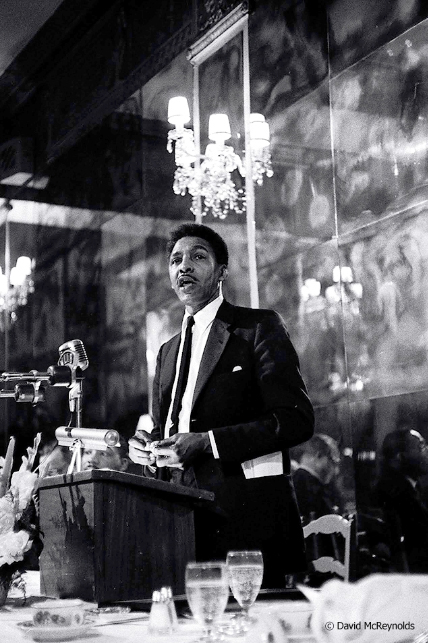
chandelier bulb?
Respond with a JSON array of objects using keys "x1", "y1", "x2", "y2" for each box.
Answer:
[{"x1": 168, "y1": 96, "x2": 191, "y2": 128}]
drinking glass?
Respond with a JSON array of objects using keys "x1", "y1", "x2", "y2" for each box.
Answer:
[
  {"x1": 225, "y1": 550, "x2": 264, "y2": 634},
  {"x1": 185, "y1": 561, "x2": 229, "y2": 642}
]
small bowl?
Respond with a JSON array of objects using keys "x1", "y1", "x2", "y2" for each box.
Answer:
[{"x1": 32, "y1": 599, "x2": 85, "y2": 628}]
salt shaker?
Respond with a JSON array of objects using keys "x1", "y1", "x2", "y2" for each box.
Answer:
[
  {"x1": 160, "y1": 586, "x2": 178, "y2": 631},
  {"x1": 148, "y1": 589, "x2": 173, "y2": 635}
]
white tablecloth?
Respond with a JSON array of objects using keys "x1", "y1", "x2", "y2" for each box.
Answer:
[{"x1": 0, "y1": 572, "x2": 315, "y2": 643}]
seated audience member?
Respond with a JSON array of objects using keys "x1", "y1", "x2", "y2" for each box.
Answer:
[
  {"x1": 292, "y1": 434, "x2": 345, "y2": 586},
  {"x1": 39, "y1": 443, "x2": 72, "y2": 477},
  {"x1": 376, "y1": 427, "x2": 428, "y2": 573},
  {"x1": 81, "y1": 436, "x2": 141, "y2": 473},
  {"x1": 292, "y1": 433, "x2": 342, "y2": 521}
]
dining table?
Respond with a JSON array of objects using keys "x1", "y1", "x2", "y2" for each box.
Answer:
[{"x1": 0, "y1": 571, "x2": 316, "y2": 643}]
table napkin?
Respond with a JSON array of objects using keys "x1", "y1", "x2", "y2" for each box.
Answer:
[{"x1": 300, "y1": 574, "x2": 428, "y2": 643}]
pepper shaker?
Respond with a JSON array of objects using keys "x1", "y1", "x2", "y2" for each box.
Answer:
[
  {"x1": 148, "y1": 589, "x2": 173, "y2": 635},
  {"x1": 160, "y1": 586, "x2": 178, "y2": 631}
]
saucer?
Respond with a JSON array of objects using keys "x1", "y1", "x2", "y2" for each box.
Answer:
[{"x1": 17, "y1": 621, "x2": 93, "y2": 641}]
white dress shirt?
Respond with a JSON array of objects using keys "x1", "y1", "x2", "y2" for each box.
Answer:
[
  {"x1": 165, "y1": 295, "x2": 283, "y2": 478},
  {"x1": 165, "y1": 294, "x2": 223, "y2": 438}
]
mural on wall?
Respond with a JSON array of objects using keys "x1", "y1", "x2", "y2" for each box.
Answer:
[
  {"x1": 343, "y1": 206, "x2": 428, "y2": 399},
  {"x1": 250, "y1": 9, "x2": 428, "y2": 415},
  {"x1": 248, "y1": 0, "x2": 336, "y2": 331},
  {"x1": 327, "y1": 18, "x2": 428, "y2": 409},
  {"x1": 250, "y1": 0, "x2": 329, "y2": 115},
  {"x1": 254, "y1": 82, "x2": 335, "y2": 243},
  {"x1": 328, "y1": 0, "x2": 428, "y2": 75},
  {"x1": 247, "y1": 1, "x2": 340, "y2": 411},
  {"x1": 333, "y1": 19, "x2": 428, "y2": 235},
  {"x1": 249, "y1": 0, "x2": 334, "y2": 242}
]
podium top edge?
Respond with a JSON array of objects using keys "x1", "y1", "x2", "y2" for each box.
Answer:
[{"x1": 37, "y1": 469, "x2": 215, "y2": 502}]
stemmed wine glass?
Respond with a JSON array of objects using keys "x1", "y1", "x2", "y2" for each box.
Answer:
[
  {"x1": 225, "y1": 550, "x2": 264, "y2": 635},
  {"x1": 185, "y1": 561, "x2": 230, "y2": 642}
]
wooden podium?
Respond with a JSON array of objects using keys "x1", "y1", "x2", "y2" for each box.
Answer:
[{"x1": 38, "y1": 470, "x2": 214, "y2": 605}]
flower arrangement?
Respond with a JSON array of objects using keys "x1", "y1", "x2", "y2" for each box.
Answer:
[{"x1": 0, "y1": 434, "x2": 42, "y2": 603}]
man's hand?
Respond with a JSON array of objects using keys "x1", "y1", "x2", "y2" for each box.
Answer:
[
  {"x1": 153, "y1": 433, "x2": 212, "y2": 468},
  {"x1": 128, "y1": 429, "x2": 156, "y2": 466}
]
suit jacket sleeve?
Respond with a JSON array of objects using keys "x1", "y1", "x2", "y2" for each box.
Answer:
[{"x1": 211, "y1": 310, "x2": 314, "y2": 464}]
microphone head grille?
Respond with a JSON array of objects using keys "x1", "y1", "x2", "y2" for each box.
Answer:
[
  {"x1": 73, "y1": 340, "x2": 89, "y2": 367},
  {"x1": 58, "y1": 339, "x2": 89, "y2": 370}
]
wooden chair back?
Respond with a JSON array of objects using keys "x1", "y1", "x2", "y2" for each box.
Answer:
[{"x1": 303, "y1": 513, "x2": 353, "y2": 582}]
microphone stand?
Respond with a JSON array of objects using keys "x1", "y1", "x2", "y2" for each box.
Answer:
[
  {"x1": 0, "y1": 340, "x2": 118, "y2": 475},
  {"x1": 67, "y1": 372, "x2": 83, "y2": 429},
  {"x1": 68, "y1": 438, "x2": 83, "y2": 473},
  {"x1": 65, "y1": 374, "x2": 84, "y2": 473}
]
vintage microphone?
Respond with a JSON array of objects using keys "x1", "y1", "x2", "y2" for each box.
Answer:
[
  {"x1": 54, "y1": 340, "x2": 120, "y2": 473},
  {"x1": 1, "y1": 340, "x2": 90, "y2": 405},
  {"x1": 0, "y1": 339, "x2": 121, "y2": 473},
  {"x1": 58, "y1": 339, "x2": 89, "y2": 372},
  {"x1": 56, "y1": 339, "x2": 89, "y2": 428},
  {"x1": 1, "y1": 339, "x2": 89, "y2": 427}
]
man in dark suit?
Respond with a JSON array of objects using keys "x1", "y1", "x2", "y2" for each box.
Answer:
[
  {"x1": 292, "y1": 433, "x2": 342, "y2": 521},
  {"x1": 129, "y1": 223, "x2": 314, "y2": 587},
  {"x1": 292, "y1": 434, "x2": 344, "y2": 585},
  {"x1": 376, "y1": 427, "x2": 428, "y2": 573}
]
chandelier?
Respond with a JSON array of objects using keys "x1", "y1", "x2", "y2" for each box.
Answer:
[
  {"x1": 167, "y1": 97, "x2": 273, "y2": 219},
  {"x1": 0, "y1": 255, "x2": 35, "y2": 326}
]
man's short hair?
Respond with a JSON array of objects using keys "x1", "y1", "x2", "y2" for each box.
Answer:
[
  {"x1": 301, "y1": 433, "x2": 340, "y2": 464},
  {"x1": 381, "y1": 428, "x2": 412, "y2": 463},
  {"x1": 166, "y1": 223, "x2": 229, "y2": 266}
]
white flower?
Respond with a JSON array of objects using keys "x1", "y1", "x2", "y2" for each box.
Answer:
[
  {"x1": 0, "y1": 444, "x2": 39, "y2": 570},
  {"x1": 0, "y1": 496, "x2": 15, "y2": 535},
  {"x1": 10, "y1": 462, "x2": 37, "y2": 514},
  {"x1": 0, "y1": 530, "x2": 32, "y2": 566}
]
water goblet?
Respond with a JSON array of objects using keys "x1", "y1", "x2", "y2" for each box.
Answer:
[
  {"x1": 225, "y1": 550, "x2": 264, "y2": 635},
  {"x1": 185, "y1": 561, "x2": 230, "y2": 642}
]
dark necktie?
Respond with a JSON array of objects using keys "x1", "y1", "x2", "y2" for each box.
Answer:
[{"x1": 170, "y1": 315, "x2": 195, "y2": 435}]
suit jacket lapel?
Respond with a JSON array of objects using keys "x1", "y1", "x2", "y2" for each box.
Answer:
[
  {"x1": 192, "y1": 301, "x2": 234, "y2": 409},
  {"x1": 160, "y1": 333, "x2": 180, "y2": 425}
]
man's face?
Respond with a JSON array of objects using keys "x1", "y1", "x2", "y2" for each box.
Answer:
[
  {"x1": 403, "y1": 430, "x2": 428, "y2": 476},
  {"x1": 82, "y1": 447, "x2": 128, "y2": 472},
  {"x1": 168, "y1": 236, "x2": 226, "y2": 314},
  {"x1": 318, "y1": 453, "x2": 339, "y2": 485},
  {"x1": 41, "y1": 447, "x2": 70, "y2": 477}
]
